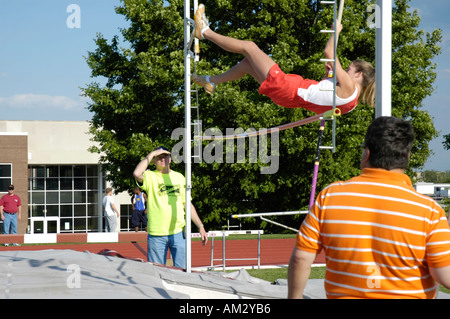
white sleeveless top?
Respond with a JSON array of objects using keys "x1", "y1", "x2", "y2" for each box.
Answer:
[{"x1": 297, "y1": 78, "x2": 359, "y2": 107}]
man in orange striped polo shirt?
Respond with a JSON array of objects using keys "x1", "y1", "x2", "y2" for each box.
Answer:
[{"x1": 288, "y1": 116, "x2": 450, "y2": 299}]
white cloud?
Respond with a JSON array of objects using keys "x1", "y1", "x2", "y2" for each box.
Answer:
[
  {"x1": 0, "y1": 94, "x2": 89, "y2": 111},
  {"x1": 441, "y1": 69, "x2": 450, "y2": 78}
]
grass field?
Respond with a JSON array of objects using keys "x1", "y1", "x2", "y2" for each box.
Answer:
[
  {"x1": 244, "y1": 266, "x2": 450, "y2": 295},
  {"x1": 245, "y1": 265, "x2": 325, "y2": 283}
]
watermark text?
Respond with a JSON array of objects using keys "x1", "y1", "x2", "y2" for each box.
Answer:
[{"x1": 171, "y1": 122, "x2": 280, "y2": 174}]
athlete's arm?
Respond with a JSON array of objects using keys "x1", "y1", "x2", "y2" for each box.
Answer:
[{"x1": 323, "y1": 23, "x2": 355, "y2": 98}]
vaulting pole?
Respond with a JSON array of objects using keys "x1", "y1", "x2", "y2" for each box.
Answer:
[
  {"x1": 309, "y1": 119, "x2": 326, "y2": 210},
  {"x1": 184, "y1": 0, "x2": 192, "y2": 273}
]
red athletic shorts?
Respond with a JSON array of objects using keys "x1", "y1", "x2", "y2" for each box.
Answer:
[{"x1": 259, "y1": 64, "x2": 318, "y2": 109}]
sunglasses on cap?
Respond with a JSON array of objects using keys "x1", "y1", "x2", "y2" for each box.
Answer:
[{"x1": 153, "y1": 146, "x2": 170, "y2": 152}]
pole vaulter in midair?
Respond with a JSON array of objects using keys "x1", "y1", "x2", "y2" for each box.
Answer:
[{"x1": 191, "y1": 2, "x2": 375, "y2": 122}]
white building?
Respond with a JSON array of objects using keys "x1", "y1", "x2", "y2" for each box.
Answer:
[
  {"x1": 0, "y1": 120, "x2": 132, "y2": 234},
  {"x1": 414, "y1": 182, "x2": 450, "y2": 197}
]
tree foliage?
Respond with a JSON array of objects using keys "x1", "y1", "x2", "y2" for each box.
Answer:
[
  {"x1": 82, "y1": 0, "x2": 441, "y2": 232},
  {"x1": 419, "y1": 170, "x2": 450, "y2": 184},
  {"x1": 443, "y1": 134, "x2": 450, "y2": 151}
]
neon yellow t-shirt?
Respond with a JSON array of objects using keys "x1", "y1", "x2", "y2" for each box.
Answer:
[{"x1": 138, "y1": 170, "x2": 186, "y2": 236}]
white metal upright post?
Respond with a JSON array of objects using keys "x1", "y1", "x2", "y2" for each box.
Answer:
[
  {"x1": 184, "y1": 0, "x2": 192, "y2": 273},
  {"x1": 375, "y1": 0, "x2": 392, "y2": 117}
]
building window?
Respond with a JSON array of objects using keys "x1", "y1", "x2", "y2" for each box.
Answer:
[
  {"x1": 28, "y1": 165, "x2": 104, "y2": 233},
  {"x1": 0, "y1": 164, "x2": 12, "y2": 191}
]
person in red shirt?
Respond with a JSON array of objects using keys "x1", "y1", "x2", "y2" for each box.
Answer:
[{"x1": 0, "y1": 184, "x2": 22, "y2": 246}]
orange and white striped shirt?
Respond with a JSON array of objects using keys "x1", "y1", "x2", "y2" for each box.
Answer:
[{"x1": 296, "y1": 168, "x2": 450, "y2": 299}]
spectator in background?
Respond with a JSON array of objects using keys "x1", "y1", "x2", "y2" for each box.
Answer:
[
  {"x1": 131, "y1": 186, "x2": 147, "y2": 232},
  {"x1": 133, "y1": 146, "x2": 208, "y2": 269},
  {"x1": 102, "y1": 187, "x2": 120, "y2": 232},
  {"x1": 0, "y1": 185, "x2": 22, "y2": 246},
  {"x1": 288, "y1": 116, "x2": 450, "y2": 299}
]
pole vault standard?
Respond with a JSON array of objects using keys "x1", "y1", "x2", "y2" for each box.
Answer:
[
  {"x1": 184, "y1": 0, "x2": 199, "y2": 273},
  {"x1": 309, "y1": 0, "x2": 345, "y2": 210}
]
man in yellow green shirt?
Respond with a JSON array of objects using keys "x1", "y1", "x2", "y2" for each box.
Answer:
[{"x1": 133, "y1": 146, "x2": 208, "y2": 269}]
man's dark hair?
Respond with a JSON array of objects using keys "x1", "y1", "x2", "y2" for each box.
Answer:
[{"x1": 363, "y1": 116, "x2": 415, "y2": 170}]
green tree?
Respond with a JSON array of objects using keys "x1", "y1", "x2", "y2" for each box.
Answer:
[
  {"x1": 82, "y1": 0, "x2": 441, "y2": 232},
  {"x1": 421, "y1": 170, "x2": 450, "y2": 183},
  {"x1": 443, "y1": 134, "x2": 450, "y2": 151}
]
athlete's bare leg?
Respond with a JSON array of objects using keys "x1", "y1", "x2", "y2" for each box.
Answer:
[{"x1": 202, "y1": 28, "x2": 275, "y2": 85}]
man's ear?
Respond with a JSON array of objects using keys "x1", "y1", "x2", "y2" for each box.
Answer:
[{"x1": 361, "y1": 148, "x2": 370, "y2": 168}]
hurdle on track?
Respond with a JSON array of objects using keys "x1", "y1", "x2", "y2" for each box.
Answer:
[{"x1": 197, "y1": 230, "x2": 264, "y2": 271}]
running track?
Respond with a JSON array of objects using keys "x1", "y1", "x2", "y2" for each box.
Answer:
[{"x1": 0, "y1": 233, "x2": 325, "y2": 268}]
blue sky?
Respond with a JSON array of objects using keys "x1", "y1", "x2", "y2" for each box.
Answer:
[
  {"x1": 0, "y1": 0, "x2": 127, "y2": 121},
  {"x1": 0, "y1": 0, "x2": 449, "y2": 171}
]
